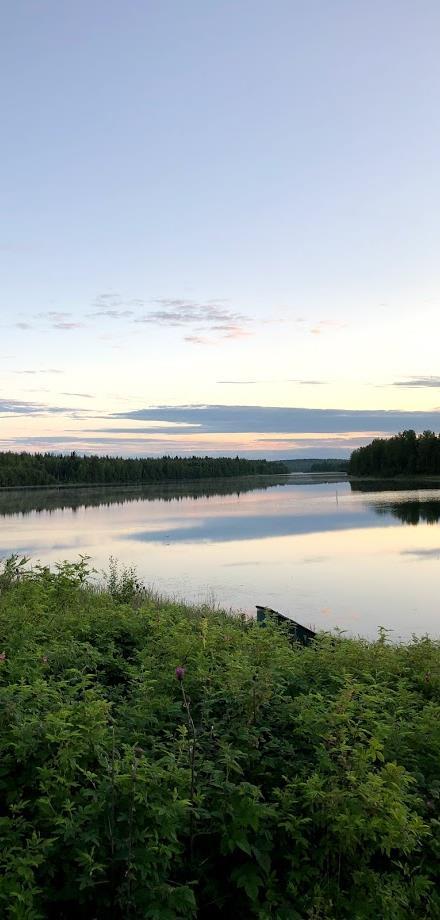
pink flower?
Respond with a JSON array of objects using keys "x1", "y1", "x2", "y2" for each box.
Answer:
[
  {"x1": 175, "y1": 666, "x2": 186, "y2": 681},
  {"x1": 0, "y1": 651, "x2": 6, "y2": 662}
]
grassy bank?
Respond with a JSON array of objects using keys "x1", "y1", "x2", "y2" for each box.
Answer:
[{"x1": 1, "y1": 558, "x2": 440, "y2": 919}]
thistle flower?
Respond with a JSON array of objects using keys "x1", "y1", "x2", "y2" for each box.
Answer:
[
  {"x1": 0, "y1": 651, "x2": 6, "y2": 662},
  {"x1": 175, "y1": 666, "x2": 186, "y2": 681}
]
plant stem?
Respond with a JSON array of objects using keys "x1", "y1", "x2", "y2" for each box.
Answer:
[{"x1": 181, "y1": 682, "x2": 197, "y2": 861}]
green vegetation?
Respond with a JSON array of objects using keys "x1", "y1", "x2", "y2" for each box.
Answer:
[
  {"x1": 349, "y1": 430, "x2": 440, "y2": 477},
  {"x1": 310, "y1": 460, "x2": 349, "y2": 473},
  {"x1": 0, "y1": 452, "x2": 288, "y2": 489},
  {"x1": 1, "y1": 557, "x2": 440, "y2": 919},
  {"x1": 282, "y1": 458, "x2": 349, "y2": 472}
]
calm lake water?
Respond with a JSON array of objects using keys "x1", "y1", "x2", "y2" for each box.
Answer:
[{"x1": 2, "y1": 475, "x2": 440, "y2": 640}]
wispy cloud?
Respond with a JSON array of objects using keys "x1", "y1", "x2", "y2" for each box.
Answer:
[
  {"x1": 13, "y1": 368, "x2": 63, "y2": 375},
  {"x1": 92, "y1": 293, "x2": 145, "y2": 309},
  {"x1": 0, "y1": 431, "x2": 355, "y2": 460},
  {"x1": 90, "y1": 309, "x2": 135, "y2": 319},
  {"x1": 88, "y1": 294, "x2": 137, "y2": 318},
  {"x1": 0, "y1": 398, "x2": 70, "y2": 416},
  {"x1": 60, "y1": 392, "x2": 93, "y2": 398},
  {"x1": 9, "y1": 292, "x2": 284, "y2": 344},
  {"x1": 217, "y1": 378, "x2": 327, "y2": 385},
  {"x1": 184, "y1": 335, "x2": 216, "y2": 346},
  {"x1": 392, "y1": 376, "x2": 440, "y2": 388},
  {"x1": 36, "y1": 291, "x2": 255, "y2": 343},
  {"x1": 15, "y1": 312, "x2": 85, "y2": 332},
  {"x1": 37, "y1": 311, "x2": 72, "y2": 321},
  {"x1": 310, "y1": 320, "x2": 347, "y2": 335},
  {"x1": 290, "y1": 379, "x2": 327, "y2": 385},
  {"x1": 134, "y1": 298, "x2": 251, "y2": 342},
  {"x1": 401, "y1": 548, "x2": 440, "y2": 559}
]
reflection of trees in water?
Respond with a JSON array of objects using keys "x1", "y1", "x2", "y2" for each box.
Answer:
[
  {"x1": 0, "y1": 476, "x2": 288, "y2": 518},
  {"x1": 350, "y1": 482, "x2": 440, "y2": 525},
  {"x1": 350, "y1": 479, "x2": 440, "y2": 493},
  {"x1": 374, "y1": 501, "x2": 440, "y2": 525}
]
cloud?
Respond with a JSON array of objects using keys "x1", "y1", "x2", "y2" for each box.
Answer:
[
  {"x1": 6, "y1": 401, "x2": 440, "y2": 460},
  {"x1": 13, "y1": 368, "x2": 63, "y2": 375},
  {"x1": 134, "y1": 298, "x2": 251, "y2": 341},
  {"x1": 89, "y1": 309, "x2": 135, "y2": 319},
  {"x1": 15, "y1": 312, "x2": 85, "y2": 332},
  {"x1": 254, "y1": 435, "x2": 372, "y2": 450},
  {"x1": 113, "y1": 404, "x2": 440, "y2": 435},
  {"x1": 392, "y1": 376, "x2": 440, "y2": 388},
  {"x1": 0, "y1": 431, "x2": 355, "y2": 459},
  {"x1": 10, "y1": 293, "x2": 254, "y2": 342},
  {"x1": 217, "y1": 378, "x2": 327, "y2": 385},
  {"x1": 184, "y1": 335, "x2": 216, "y2": 345},
  {"x1": 0, "y1": 398, "x2": 70, "y2": 416},
  {"x1": 37, "y1": 311, "x2": 72, "y2": 321},
  {"x1": 401, "y1": 548, "x2": 440, "y2": 559},
  {"x1": 310, "y1": 320, "x2": 347, "y2": 335},
  {"x1": 290, "y1": 379, "x2": 327, "y2": 385},
  {"x1": 92, "y1": 293, "x2": 146, "y2": 309},
  {"x1": 86, "y1": 292, "x2": 252, "y2": 342},
  {"x1": 214, "y1": 324, "x2": 250, "y2": 340},
  {"x1": 60, "y1": 392, "x2": 93, "y2": 398},
  {"x1": 88, "y1": 295, "x2": 137, "y2": 318}
]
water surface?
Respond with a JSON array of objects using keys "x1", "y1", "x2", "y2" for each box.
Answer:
[{"x1": 1, "y1": 475, "x2": 440, "y2": 639}]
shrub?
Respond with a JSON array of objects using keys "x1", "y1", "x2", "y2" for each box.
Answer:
[{"x1": 0, "y1": 557, "x2": 439, "y2": 918}]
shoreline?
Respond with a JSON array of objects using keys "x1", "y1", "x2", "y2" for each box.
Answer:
[
  {"x1": 349, "y1": 474, "x2": 440, "y2": 482},
  {"x1": 0, "y1": 472, "x2": 294, "y2": 494}
]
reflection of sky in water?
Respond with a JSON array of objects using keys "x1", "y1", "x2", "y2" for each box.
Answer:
[
  {"x1": 1, "y1": 480, "x2": 440, "y2": 640},
  {"x1": 125, "y1": 508, "x2": 383, "y2": 543}
]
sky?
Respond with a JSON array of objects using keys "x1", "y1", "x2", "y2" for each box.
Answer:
[{"x1": 2, "y1": 0, "x2": 440, "y2": 459}]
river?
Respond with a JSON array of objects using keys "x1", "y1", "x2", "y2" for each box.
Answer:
[{"x1": 1, "y1": 474, "x2": 440, "y2": 639}]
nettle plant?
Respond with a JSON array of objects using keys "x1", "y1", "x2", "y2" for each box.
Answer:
[{"x1": 0, "y1": 555, "x2": 439, "y2": 919}]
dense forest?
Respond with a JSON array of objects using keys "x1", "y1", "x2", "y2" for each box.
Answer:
[
  {"x1": 0, "y1": 451, "x2": 288, "y2": 488},
  {"x1": 349, "y1": 430, "x2": 440, "y2": 477}
]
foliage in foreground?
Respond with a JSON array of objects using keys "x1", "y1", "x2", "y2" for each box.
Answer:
[{"x1": 0, "y1": 557, "x2": 440, "y2": 919}]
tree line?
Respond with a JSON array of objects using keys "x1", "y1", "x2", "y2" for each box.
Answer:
[
  {"x1": 349, "y1": 430, "x2": 440, "y2": 476},
  {"x1": 310, "y1": 459, "x2": 349, "y2": 472},
  {"x1": 0, "y1": 451, "x2": 288, "y2": 488}
]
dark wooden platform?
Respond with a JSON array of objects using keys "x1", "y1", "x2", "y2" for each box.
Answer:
[{"x1": 256, "y1": 605, "x2": 316, "y2": 645}]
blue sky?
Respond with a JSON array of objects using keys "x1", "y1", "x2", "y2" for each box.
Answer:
[{"x1": 2, "y1": 0, "x2": 440, "y2": 458}]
